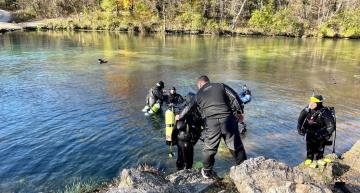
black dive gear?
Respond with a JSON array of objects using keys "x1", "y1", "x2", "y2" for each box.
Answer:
[
  {"x1": 297, "y1": 105, "x2": 336, "y2": 160},
  {"x1": 175, "y1": 92, "x2": 204, "y2": 170},
  {"x1": 195, "y1": 83, "x2": 246, "y2": 171}
]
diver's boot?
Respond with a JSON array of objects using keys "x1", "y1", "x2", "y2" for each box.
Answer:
[
  {"x1": 310, "y1": 161, "x2": 318, "y2": 168},
  {"x1": 142, "y1": 105, "x2": 150, "y2": 112},
  {"x1": 304, "y1": 159, "x2": 312, "y2": 166},
  {"x1": 317, "y1": 159, "x2": 327, "y2": 166},
  {"x1": 324, "y1": 158, "x2": 333, "y2": 163},
  {"x1": 201, "y1": 168, "x2": 220, "y2": 180}
]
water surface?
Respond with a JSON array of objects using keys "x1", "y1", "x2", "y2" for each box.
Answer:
[{"x1": 0, "y1": 32, "x2": 359, "y2": 192}]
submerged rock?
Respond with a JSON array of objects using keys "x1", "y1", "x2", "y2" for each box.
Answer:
[{"x1": 229, "y1": 156, "x2": 332, "y2": 193}]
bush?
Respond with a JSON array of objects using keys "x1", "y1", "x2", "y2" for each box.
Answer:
[
  {"x1": 12, "y1": 9, "x2": 36, "y2": 22},
  {"x1": 320, "y1": 7, "x2": 360, "y2": 38},
  {"x1": 174, "y1": 12, "x2": 204, "y2": 31},
  {"x1": 248, "y1": 3, "x2": 304, "y2": 36},
  {"x1": 271, "y1": 9, "x2": 304, "y2": 37},
  {"x1": 248, "y1": 3, "x2": 275, "y2": 32},
  {"x1": 204, "y1": 19, "x2": 219, "y2": 34}
]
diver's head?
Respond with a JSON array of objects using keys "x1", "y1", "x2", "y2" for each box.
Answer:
[
  {"x1": 170, "y1": 87, "x2": 176, "y2": 95},
  {"x1": 197, "y1": 75, "x2": 210, "y2": 89},
  {"x1": 156, "y1": 81, "x2": 165, "y2": 90},
  {"x1": 309, "y1": 95, "x2": 324, "y2": 110}
]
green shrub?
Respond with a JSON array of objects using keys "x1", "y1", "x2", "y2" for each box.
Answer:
[
  {"x1": 12, "y1": 9, "x2": 36, "y2": 22},
  {"x1": 248, "y1": 3, "x2": 275, "y2": 32},
  {"x1": 204, "y1": 19, "x2": 219, "y2": 34},
  {"x1": 174, "y1": 12, "x2": 204, "y2": 31},
  {"x1": 248, "y1": 3, "x2": 304, "y2": 36},
  {"x1": 272, "y1": 8, "x2": 304, "y2": 36},
  {"x1": 320, "y1": 7, "x2": 360, "y2": 38}
]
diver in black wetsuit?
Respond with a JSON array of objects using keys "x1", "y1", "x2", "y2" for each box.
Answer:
[
  {"x1": 297, "y1": 95, "x2": 336, "y2": 165},
  {"x1": 174, "y1": 92, "x2": 203, "y2": 170},
  {"x1": 142, "y1": 81, "x2": 165, "y2": 115},
  {"x1": 176, "y1": 75, "x2": 247, "y2": 179},
  {"x1": 167, "y1": 87, "x2": 184, "y2": 105}
]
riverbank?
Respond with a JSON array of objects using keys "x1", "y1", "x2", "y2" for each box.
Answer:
[
  {"x1": 0, "y1": 21, "x2": 47, "y2": 33},
  {"x1": 2, "y1": 1, "x2": 360, "y2": 38},
  {"x1": 1, "y1": 14, "x2": 359, "y2": 39},
  {"x1": 66, "y1": 140, "x2": 360, "y2": 193}
]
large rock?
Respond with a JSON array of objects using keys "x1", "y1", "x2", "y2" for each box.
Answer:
[
  {"x1": 106, "y1": 166, "x2": 179, "y2": 193},
  {"x1": 295, "y1": 154, "x2": 339, "y2": 185},
  {"x1": 166, "y1": 169, "x2": 215, "y2": 193},
  {"x1": 105, "y1": 166, "x2": 216, "y2": 193},
  {"x1": 229, "y1": 157, "x2": 332, "y2": 193},
  {"x1": 342, "y1": 140, "x2": 360, "y2": 172}
]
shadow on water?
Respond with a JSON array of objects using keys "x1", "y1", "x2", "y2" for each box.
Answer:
[{"x1": 0, "y1": 31, "x2": 359, "y2": 192}]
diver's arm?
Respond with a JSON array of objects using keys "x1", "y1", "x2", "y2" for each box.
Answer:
[
  {"x1": 297, "y1": 108, "x2": 309, "y2": 135},
  {"x1": 178, "y1": 94, "x2": 184, "y2": 104},
  {"x1": 224, "y1": 84, "x2": 244, "y2": 114},
  {"x1": 178, "y1": 104, "x2": 193, "y2": 120}
]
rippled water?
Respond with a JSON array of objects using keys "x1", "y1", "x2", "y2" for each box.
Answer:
[{"x1": 0, "y1": 32, "x2": 359, "y2": 192}]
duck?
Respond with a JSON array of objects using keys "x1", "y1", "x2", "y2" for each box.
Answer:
[{"x1": 98, "y1": 59, "x2": 108, "y2": 64}]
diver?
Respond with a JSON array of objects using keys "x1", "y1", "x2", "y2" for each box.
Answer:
[
  {"x1": 297, "y1": 95, "x2": 336, "y2": 167},
  {"x1": 176, "y1": 75, "x2": 247, "y2": 179},
  {"x1": 238, "y1": 85, "x2": 252, "y2": 134},
  {"x1": 142, "y1": 81, "x2": 165, "y2": 115},
  {"x1": 174, "y1": 92, "x2": 204, "y2": 170},
  {"x1": 167, "y1": 87, "x2": 184, "y2": 105},
  {"x1": 239, "y1": 85, "x2": 252, "y2": 104}
]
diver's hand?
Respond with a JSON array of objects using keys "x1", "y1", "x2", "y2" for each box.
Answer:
[
  {"x1": 175, "y1": 115, "x2": 180, "y2": 121},
  {"x1": 236, "y1": 113, "x2": 244, "y2": 123}
]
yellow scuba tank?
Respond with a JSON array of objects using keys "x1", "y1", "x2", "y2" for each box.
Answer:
[
  {"x1": 165, "y1": 107, "x2": 175, "y2": 145},
  {"x1": 151, "y1": 102, "x2": 161, "y2": 113}
]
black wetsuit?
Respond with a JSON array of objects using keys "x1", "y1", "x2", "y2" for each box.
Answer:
[
  {"x1": 195, "y1": 83, "x2": 247, "y2": 171},
  {"x1": 168, "y1": 93, "x2": 184, "y2": 105},
  {"x1": 297, "y1": 106, "x2": 336, "y2": 160},
  {"x1": 146, "y1": 86, "x2": 164, "y2": 107},
  {"x1": 175, "y1": 95, "x2": 203, "y2": 170}
]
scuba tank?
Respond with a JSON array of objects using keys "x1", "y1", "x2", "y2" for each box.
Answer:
[
  {"x1": 151, "y1": 102, "x2": 161, "y2": 113},
  {"x1": 165, "y1": 105, "x2": 175, "y2": 146}
]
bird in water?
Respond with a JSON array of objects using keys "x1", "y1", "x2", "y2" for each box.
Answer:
[{"x1": 98, "y1": 59, "x2": 108, "y2": 64}]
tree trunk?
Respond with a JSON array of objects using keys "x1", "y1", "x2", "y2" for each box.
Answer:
[
  {"x1": 163, "y1": 2, "x2": 166, "y2": 32},
  {"x1": 231, "y1": 0, "x2": 247, "y2": 30}
]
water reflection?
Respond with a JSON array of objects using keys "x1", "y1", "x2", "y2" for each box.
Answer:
[{"x1": 0, "y1": 31, "x2": 359, "y2": 192}]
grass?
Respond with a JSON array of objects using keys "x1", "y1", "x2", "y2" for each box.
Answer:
[{"x1": 59, "y1": 178, "x2": 106, "y2": 193}]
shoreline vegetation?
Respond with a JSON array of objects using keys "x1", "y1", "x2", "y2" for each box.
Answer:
[{"x1": 1, "y1": 0, "x2": 360, "y2": 38}]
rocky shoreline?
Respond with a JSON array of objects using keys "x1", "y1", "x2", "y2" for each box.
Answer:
[
  {"x1": 0, "y1": 21, "x2": 47, "y2": 33},
  {"x1": 97, "y1": 140, "x2": 360, "y2": 193}
]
